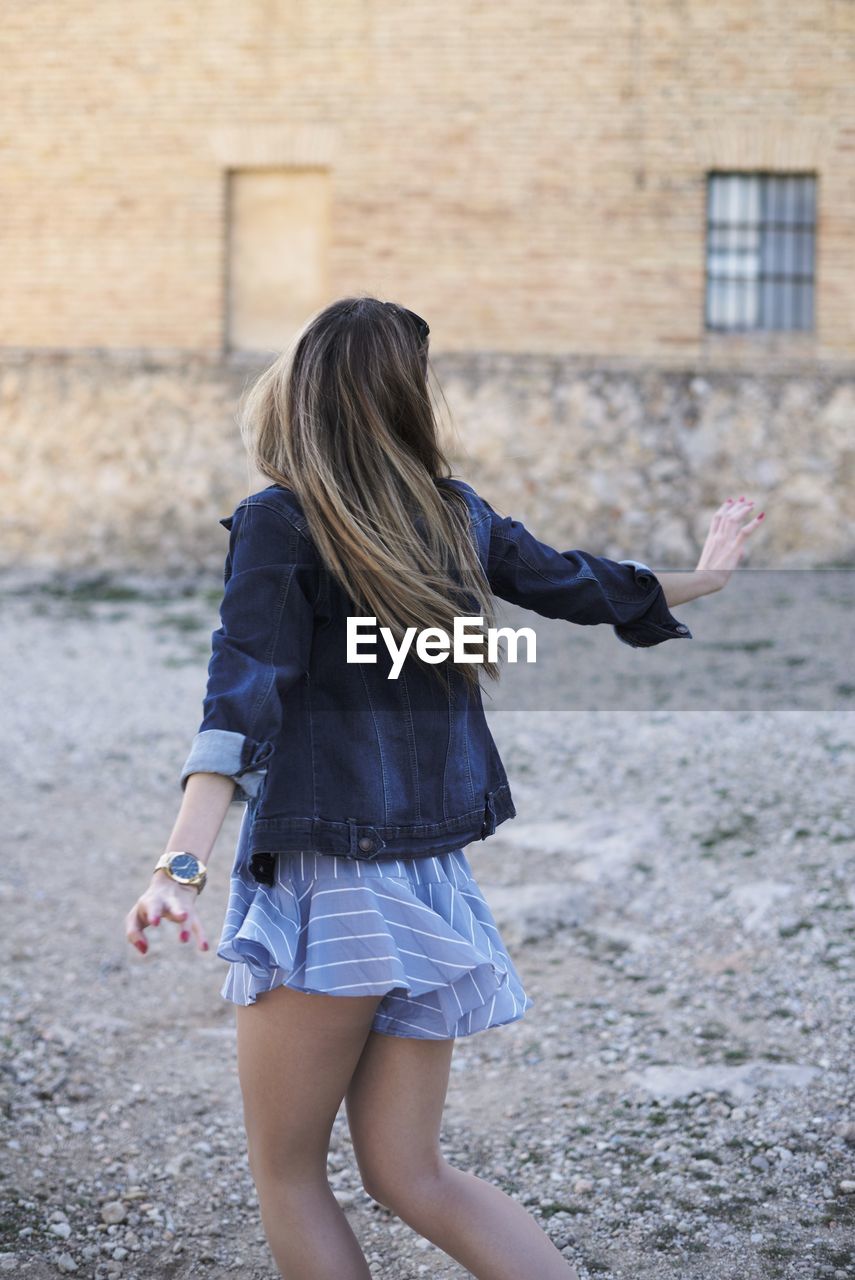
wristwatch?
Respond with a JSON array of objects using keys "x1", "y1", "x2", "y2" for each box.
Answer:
[{"x1": 153, "y1": 850, "x2": 208, "y2": 894}]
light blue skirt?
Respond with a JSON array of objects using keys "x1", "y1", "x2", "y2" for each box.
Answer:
[{"x1": 217, "y1": 811, "x2": 534, "y2": 1040}]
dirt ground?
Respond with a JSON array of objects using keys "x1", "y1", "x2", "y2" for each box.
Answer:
[{"x1": 1, "y1": 573, "x2": 853, "y2": 1280}]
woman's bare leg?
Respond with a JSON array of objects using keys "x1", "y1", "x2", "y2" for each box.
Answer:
[
  {"x1": 235, "y1": 985, "x2": 383, "y2": 1280},
  {"x1": 345, "y1": 1030, "x2": 580, "y2": 1280}
]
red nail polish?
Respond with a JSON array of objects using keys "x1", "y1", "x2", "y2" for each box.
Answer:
[
  {"x1": 202, "y1": 942, "x2": 209, "y2": 951},
  {"x1": 758, "y1": 512, "x2": 765, "y2": 519},
  {"x1": 180, "y1": 931, "x2": 190, "y2": 942}
]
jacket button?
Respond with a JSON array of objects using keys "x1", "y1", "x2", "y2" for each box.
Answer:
[{"x1": 358, "y1": 836, "x2": 375, "y2": 852}]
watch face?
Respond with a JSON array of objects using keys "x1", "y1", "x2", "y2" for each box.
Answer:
[{"x1": 168, "y1": 853, "x2": 200, "y2": 882}]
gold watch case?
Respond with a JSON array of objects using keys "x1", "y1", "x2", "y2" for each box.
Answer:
[{"x1": 154, "y1": 850, "x2": 208, "y2": 893}]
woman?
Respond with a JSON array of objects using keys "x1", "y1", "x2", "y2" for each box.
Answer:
[{"x1": 125, "y1": 296, "x2": 764, "y2": 1279}]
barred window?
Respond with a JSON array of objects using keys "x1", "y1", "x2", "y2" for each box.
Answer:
[{"x1": 705, "y1": 172, "x2": 817, "y2": 332}]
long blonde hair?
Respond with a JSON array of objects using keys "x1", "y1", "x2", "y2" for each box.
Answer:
[{"x1": 237, "y1": 294, "x2": 500, "y2": 692}]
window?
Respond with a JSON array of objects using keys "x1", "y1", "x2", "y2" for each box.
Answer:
[
  {"x1": 226, "y1": 167, "x2": 331, "y2": 352},
  {"x1": 705, "y1": 172, "x2": 817, "y2": 332}
]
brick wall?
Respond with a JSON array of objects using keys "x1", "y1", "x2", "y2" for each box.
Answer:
[{"x1": 1, "y1": 1, "x2": 853, "y2": 361}]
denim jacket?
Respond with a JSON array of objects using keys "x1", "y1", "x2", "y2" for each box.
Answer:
[{"x1": 179, "y1": 478, "x2": 692, "y2": 866}]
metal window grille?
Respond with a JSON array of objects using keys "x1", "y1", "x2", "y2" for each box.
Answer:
[{"x1": 705, "y1": 172, "x2": 817, "y2": 332}]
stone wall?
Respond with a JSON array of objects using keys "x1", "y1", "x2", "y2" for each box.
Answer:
[{"x1": 2, "y1": 352, "x2": 851, "y2": 579}]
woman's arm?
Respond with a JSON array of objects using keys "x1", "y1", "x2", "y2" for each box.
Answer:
[
  {"x1": 125, "y1": 772, "x2": 235, "y2": 956},
  {"x1": 126, "y1": 499, "x2": 317, "y2": 959},
  {"x1": 477, "y1": 485, "x2": 765, "y2": 647}
]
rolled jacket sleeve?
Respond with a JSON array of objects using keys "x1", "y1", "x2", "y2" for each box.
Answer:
[
  {"x1": 485, "y1": 504, "x2": 693, "y2": 648},
  {"x1": 180, "y1": 501, "x2": 317, "y2": 804},
  {"x1": 611, "y1": 559, "x2": 694, "y2": 648}
]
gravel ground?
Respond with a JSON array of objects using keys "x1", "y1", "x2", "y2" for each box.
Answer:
[{"x1": 0, "y1": 575, "x2": 853, "y2": 1280}]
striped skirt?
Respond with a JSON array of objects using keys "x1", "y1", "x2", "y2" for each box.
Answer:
[{"x1": 216, "y1": 811, "x2": 534, "y2": 1039}]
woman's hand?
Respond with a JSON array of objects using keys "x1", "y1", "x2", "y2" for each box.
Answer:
[
  {"x1": 125, "y1": 869, "x2": 210, "y2": 956},
  {"x1": 696, "y1": 495, "x2": 766, "y2": 592}
]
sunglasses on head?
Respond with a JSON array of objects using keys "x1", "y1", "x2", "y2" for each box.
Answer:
[{"x1": 383, "y1": 302, "x2": 430, "y2": 343}]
